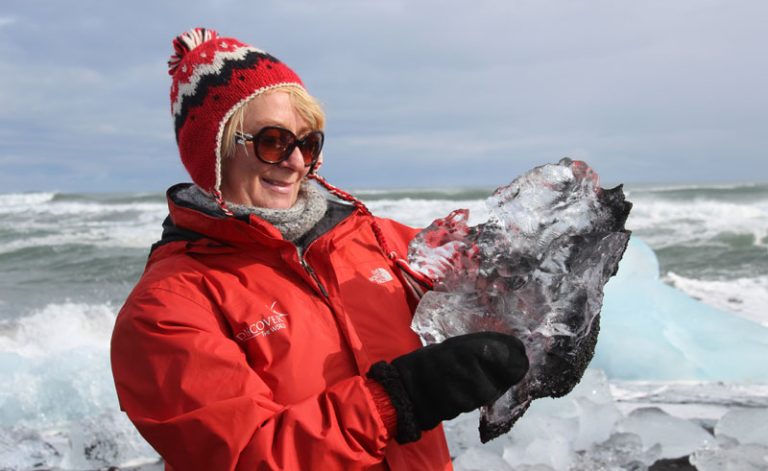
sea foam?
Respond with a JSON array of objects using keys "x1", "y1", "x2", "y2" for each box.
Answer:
[
  {"x1": 627, "y1": 196, "x2": 768, "y2": 249},
  {"x1": 664, "y1": 272, "x2": 768, "y2": 327},
  {"x1": 0, "y1": 192, "x2": 56, "y2": 207}
]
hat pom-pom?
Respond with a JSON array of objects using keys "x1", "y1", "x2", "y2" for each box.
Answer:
[{"x1": 168, "y1": 28, "x2": 220, "y2": 76}]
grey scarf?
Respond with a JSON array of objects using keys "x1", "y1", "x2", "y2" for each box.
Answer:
[{"x1": 178, "y1": 182, "x2": 328, "y2": 242}]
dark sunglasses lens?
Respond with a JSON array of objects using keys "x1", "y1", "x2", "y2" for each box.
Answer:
[
  {"x1": 256, "y1": 128, "x2": 295, "y2": 163},
  {"x1": 298, "y1": 132, "x2": 324, "y2": 165}
]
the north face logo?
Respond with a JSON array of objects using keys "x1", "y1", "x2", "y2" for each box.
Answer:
[{"x1": 369, "y1": 268, "x2": 394, "y2": 284}]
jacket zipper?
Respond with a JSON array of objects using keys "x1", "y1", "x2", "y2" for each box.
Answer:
[
  {"x1": 294, "y1": 206, "x2": 359, "y2": 301},
  {"x1": 298, "y1": 249, "x2": 330, "y2": 299}
]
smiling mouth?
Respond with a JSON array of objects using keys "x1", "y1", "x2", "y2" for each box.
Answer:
[{"x1": 262, "y1": 178, "x2": 295, "y2": 193}]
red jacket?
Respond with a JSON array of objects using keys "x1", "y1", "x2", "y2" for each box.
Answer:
[{"x1": 111, "y1": 184, "x2": 452, "y2": 470}]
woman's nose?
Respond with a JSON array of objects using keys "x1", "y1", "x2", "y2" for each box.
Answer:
[{"x1": 279, "y1": 145, "x2": 306, "y2": 171}]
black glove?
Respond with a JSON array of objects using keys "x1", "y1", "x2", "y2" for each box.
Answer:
[{"x1": 367, "y1": 331, "x2": 529, "y2": 444}]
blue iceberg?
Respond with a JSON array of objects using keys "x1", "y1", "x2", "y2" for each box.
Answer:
[{"x1": 594, "y1": 237, "x2": 768, "y2": 381}]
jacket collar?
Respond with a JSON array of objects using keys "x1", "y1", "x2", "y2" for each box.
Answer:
[{"x1": 151, "y1": 183, "x2": 356, "y2": 257}]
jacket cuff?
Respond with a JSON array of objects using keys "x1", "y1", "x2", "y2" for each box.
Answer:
[
  {"x1": 364, "y1": 378, "x2": 398, "y2": 437},
  {"x1": 366, "y1": 361, "x2": 421, "y2": 444}
]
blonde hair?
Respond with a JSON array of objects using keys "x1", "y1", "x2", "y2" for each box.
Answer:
[{"x1": 220, "y1": 86, "x2": 326, "y2": 160}]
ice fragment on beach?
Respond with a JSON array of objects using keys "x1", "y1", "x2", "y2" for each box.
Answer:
[
  {"x1": 446, "y1": 372, "x2": 768, "y2": 471},
  {"x1": 571, "y1": 432, "x2": 660, "y2": 471},
  {"x1": 0, "y1": 411, "x2": 156, "y2": 470},
  {"x1": 408, "y1": 159, "x2": 632, "y2": 441},
  {"x1": 63, "y1": 411, "x2": 157, "y2": 468},
  {"x1": 689, "y1": 408, "x2": 768, "y2": 471},
  {"x1": 690, "y1": 436, "x2": 768, "y2": 471},
  {"x1": 714, "y1": 407, "x2": 768, "y2": 446},
  {"x1": 616, "y1": 407, "x2": 714, "y2": 459},
  {"x1": 504, "y1": 435, "x2": 572, "y2": 471},
  {"x1": 500, "y1": 369, "x2": 622, "y2": 469},
  {"x1": 0, "y1": 426, "x2": 61, "y2": 470},
  {"x1": 453, "y1": 447, "x2": 514, "y2": 471}
]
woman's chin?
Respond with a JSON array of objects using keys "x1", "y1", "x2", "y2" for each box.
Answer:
[
  {"x1": 267, "y1": 200, "x2": 295, "y2": 209},
  {"x1": 256, "y1": 189, "x2": 300, "y2": 209}
]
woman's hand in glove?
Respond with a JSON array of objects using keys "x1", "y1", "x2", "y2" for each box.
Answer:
[{"x1": 367, "y1": 331, "x2": 528, "y2": 443}]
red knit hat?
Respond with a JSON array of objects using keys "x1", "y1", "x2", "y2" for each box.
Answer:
[{"x1": 168, "y1": 28, "x2": 305, "y2": 195}]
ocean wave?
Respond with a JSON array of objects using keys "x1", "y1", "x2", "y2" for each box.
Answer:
[
  {"x1": 51, "y1": 192, "x2": 165, "y2": 204},
  {"x1": 363, "y1": 189, "x2": 768, "y2": 254},
  {"x1": 0, "y1": 336, "x2": 158, "y2": 469},
  {"x1": 366, "y1": 198, "x2": 490, "y2": 228},
  {"x1": 0, "y1": 200, "x2": 166, "y2": 216},
  {"x1": 627, "y1": 182, "x2": 768, "y2": 194},
  {"x1": 0, "y1": 301, "x2": 116, "y2": 358},
  {"x1": 662, "y1": 272, "x2": 768, "y2": 327},
  {"x1": 627, "y1": 182, "x2": 768, "y2": 191},
  {"x1": 0, "y1": 222, "x2": 160, "y2": 254},
  {"x1": 626, "y1": 198, "x2": 768, "y2": 249},
  {"x1": 0, "y1": 411, "x2": 159, "y2": 470},
  {"x1": 355, "y1": 187, "x2": 493, "y2": 201},
  {"x1": 0, "y1": 302, "x2": 144, "y2": 469},
  {"x1": 0, "y1": 192, "x2": 57, "y2": 207}
]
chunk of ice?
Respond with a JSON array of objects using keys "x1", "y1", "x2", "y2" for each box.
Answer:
[
  {"x1": 515, "y1": 435, "x2": 575, "y2": 470},
  {"x1": 616, "y1": 407, "x2": 714, "y2": 459},
  {"x1": 453, "y1": 447, "x2": 513, "y2": 471},
  {"x1": 444, "y1": 371, "x2": 768, "y2": 471},
  {"x1": 690, "y1": 438, "x2": 768, "y2": 471},
  {"x1": 571, "y1": 432, "x2": 661, "y2": 471},
  {"x1": 409, "y1": 159, "x2": 632, "y2": 441},
  {"x1": 714, "y1": 407, "x2": 768, "y2": 446},
  {"x1": 0, "y1": 426, "x2": 62, "y2": 470},
  {"x1": 497, "y1": 369, "x2": 623, "y2": 469}
]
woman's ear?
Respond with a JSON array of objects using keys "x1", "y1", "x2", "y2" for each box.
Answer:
[{"x1": 308, "y1": 151, "x2": 324, "y2": 176}]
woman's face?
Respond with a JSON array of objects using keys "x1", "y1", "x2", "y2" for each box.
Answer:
[{"x1": 220, "y1": 91, "x2": 312, "y2": 209}]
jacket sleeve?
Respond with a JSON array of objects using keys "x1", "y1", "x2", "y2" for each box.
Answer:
[{"x1": 110, "y1": 286, "x2": 397, "y2": 471}]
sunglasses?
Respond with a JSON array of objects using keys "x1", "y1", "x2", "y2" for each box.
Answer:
[{"x1": 234, "y1": 126, "x2": 324, "y2": 168}]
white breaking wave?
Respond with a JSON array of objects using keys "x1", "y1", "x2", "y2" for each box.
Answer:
[
  {"x1": 368, "y1": 196, "x2": 768, "y2": 325},
  {"x1": 0, "y1": 192, "x2": 56, "y2": 207},
  {"x1": 0, "y1": 301, "x2": 116, "y2": 358},
  {"x1": 354, "y1": 187, "x2": 484, "y2": 196},
  {"x1": 366, "y1": 194, "x2": 768, "y2": 252},
  {"x1": 0, "y1": 220, "x2": 162, "y2": 253},
  {"x1": 627, "y1": 182, "x2": 765, "y2": 193},
  {"x1": 0, "y1": 197, "x2": 167, "y2": 252},
  {"x1": 626, "y1": 197, "x2": 768, "y2": 248},
  {"x1": 0, "y1": 302, "x2": 141, "y2": 469},
  {"x1": 366, "y1": 198, "x2": 490, "y2": 228},
  {"x1": 0, "y1": 200, "x2": 166, "y2": 216},
  {"x1": 663, "y1": 272, "x2": 768, "y2": 327}
]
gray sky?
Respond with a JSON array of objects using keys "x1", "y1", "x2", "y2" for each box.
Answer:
[{"x1": 1, "y1": 0, "x2": 766, "y2": 192}]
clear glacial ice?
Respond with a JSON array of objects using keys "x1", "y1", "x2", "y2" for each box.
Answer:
[
  {"x1": 447, "y1": 369, "x2": 768, "y2": 471},
  {"x1": 408, "y1": 159, "x2": 632, "y2": 442},
  {"x1": 689, "y1": 408, "x2": 768, "y2": 471},
  {"x1": 593, "y1": 237, "x2": 768, "y2": 382}
]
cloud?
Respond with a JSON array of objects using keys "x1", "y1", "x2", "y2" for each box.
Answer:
[{"x1": 1, "y1": 0, "x2": 766, "y2": 192}]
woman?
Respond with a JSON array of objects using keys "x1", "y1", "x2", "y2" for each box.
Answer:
[{"x1": 111, "y1": 28, "x2": 529, "y2": 470}]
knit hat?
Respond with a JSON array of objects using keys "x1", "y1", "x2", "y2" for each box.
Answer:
[{"x1": 168, "y1": 28, "x2": 305, "y2": 196}]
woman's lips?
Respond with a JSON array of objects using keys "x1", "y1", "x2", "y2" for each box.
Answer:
[{"x1": 262, "y1": 178, "x2": 295, "y2": 194}]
